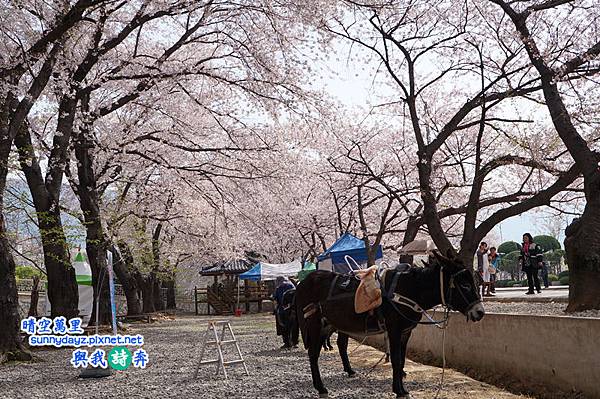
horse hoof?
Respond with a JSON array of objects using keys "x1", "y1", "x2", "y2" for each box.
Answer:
[
  {"x1": 347, "y1": 371, "x2": 356, "y2": 378},
  {"x1": 319, "y1": 393, "x2": 328, "y2": 398}
]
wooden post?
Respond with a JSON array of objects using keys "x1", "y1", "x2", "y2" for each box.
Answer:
[
  {"x1": 258, "y1": 281, "x2": 263, "y2": 312},
  {"x1": 244, "y1": 280, "x2": 250, "y2": 312}
]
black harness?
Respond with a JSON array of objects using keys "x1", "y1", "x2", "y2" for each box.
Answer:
[{"x1": 302, "y1": 265, "x2": 480, "y2": 331}]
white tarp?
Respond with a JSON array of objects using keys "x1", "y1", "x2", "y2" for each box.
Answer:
[
  {"x1": 239, "y1": 259, "x2": 303, "y2": 281},
  {"x1": 260, "y1": 260, "x2": 303, "y2": 279},
  {"x1": 398, "y1": 239, "x2": 437, "y2": 255}
]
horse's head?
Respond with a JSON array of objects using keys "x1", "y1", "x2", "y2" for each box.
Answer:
[{"x1": 432, "y1": 249, "x2": 485, "y2": 322}]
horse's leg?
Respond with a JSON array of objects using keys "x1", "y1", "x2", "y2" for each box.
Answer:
[
  {"x1": 388, "y1": 328, "x2": 412, "y2": 398},
  {"x1": 307, "y1": 318, "x2": 328, "y2": 397},
  {"x1": 384, "y1": 331, "x2": 390, "y2": 363},
  {"x1": 397, "y1": 330, "x2": 413, "y2": 396},
  {"x1": 290, "y1": 312, "x2": 299, "y2": 347},
  {"x1": 336, "y1": 332, "x2": 356, "y2": 377}
]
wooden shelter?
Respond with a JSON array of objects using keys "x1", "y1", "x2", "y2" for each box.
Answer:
[{"x1": 198, "y1": 259, "x2": 271, "y2": 314}]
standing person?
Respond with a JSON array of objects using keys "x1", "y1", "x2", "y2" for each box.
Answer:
[
  {"x1": 273, "y1": 276, "x2": 296, "y2": 348},
  {"x1": 519, "y1": 233, "x2": 544, "y2": 294},
  {"x1": 474, "y1": 242, "x2": 492, "y2": 297},
  {"x1": 541, "y1": 261, "x2": 550, "y2": 289},
  {"x1": 488, "y1": 247, "x2": 501, "y2": 294}
]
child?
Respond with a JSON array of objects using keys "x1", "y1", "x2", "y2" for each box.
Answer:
[{"x1": 488, "y1": 247, "x2": 501, "y2": 294}]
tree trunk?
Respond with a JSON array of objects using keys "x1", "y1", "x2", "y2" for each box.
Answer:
[
  {"x1": 14, "y1": 126, "x2": 79, "y2": 318},
  {"x1": 0, "y1": 102, "x2": 31, "y2": 362},
  {"x1": 138, "y1": 274, "x2": 155, "y2": 314},
  {"x1": 153, "y1": 277, "x2": 165, "y2": 311},
  {"x1": 458, "y1": 243, "x2": 478, "y2": 274},
  {"x1": 86, "y1": 239, "x2": 111, "y2": 326},
  {"x1": 0, "y1": 217, "x2": 31, "y2": 362},
  {"x1": 28, "y1": 276, "x2": 40, "y2": 317},
  {"x1": 564, "y1": 206, "x2": 600, "y2": 312},
  {"x1": 163, "y1": 278, "x2": 176, "y2": 309},
  {"x1": 149, "y1": 221, "x2": 165, "y2": 311},
  {"x1": 399, "y1": 217, "x2": 420, "y2": 264},
  {"x1": 73, "y1": 106, "x2": 111, "y2": 325},
  {"x1": 112, "y1": 242, "x2": 141, "y2": 316},
  {"x1": 40, "y1": 208, "x2": 79, "y2": 319}
]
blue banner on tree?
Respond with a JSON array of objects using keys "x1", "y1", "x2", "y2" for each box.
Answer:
[{"x1": 106, "y1": 251, "x2": 117, "y2": 335}]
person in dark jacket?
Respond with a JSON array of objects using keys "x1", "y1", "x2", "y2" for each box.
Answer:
[
  {"x1": 519, "y1": 233, "x2": 544, "y2": 294},
  {"x1": 540, "y1": 261, "x2": 550, "y2": 289},
  {"x1": 273, "y1": 276, "x2": 297, "y2": 348}
]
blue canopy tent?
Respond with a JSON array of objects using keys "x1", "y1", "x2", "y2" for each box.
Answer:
[{"x1": 317, "y1": 233, "x2": 383, "y2": 273}]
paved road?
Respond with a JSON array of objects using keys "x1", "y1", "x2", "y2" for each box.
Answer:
[{"x1": 484, "y1": 286, "x2": 568, "y2": 302}]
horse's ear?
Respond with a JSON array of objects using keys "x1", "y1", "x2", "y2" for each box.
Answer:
[{"x1": 432, "y1": 250, "x2": 446, "y2": 265}]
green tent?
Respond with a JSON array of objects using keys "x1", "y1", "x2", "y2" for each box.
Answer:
[{"x1": 297, "y1": 262, "x2": 316, "y2": 282}]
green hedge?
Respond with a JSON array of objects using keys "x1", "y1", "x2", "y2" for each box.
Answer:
[
  {"x1": 548, "y1": 274, "x2": 559, "y2": 282},
  {"x1": 15, "y1": 265, "x2": 45, "y2": 280},
  {"x1": 559, "y1": 276, "x2": 570, "y2": 285},
  {"x1": 495, "y1": 280, "x2": 512, "y2": 288},
  {"x1": 498, "y1": 241, "x2": 522, "y2": 254},
  {"x1": 533, "y1": 235, "x2": 561, "y2": 251},
  {"x1": 558, "y1": 270, "x2": 569, "y2": 279}
]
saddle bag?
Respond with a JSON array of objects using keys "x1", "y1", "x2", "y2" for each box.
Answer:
[{"x1": 354, "y1": 266, "x2": 382, "y2": 314}]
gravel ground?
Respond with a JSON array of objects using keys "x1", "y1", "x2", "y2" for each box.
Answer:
[
  {"x1": 482, "y1": 301, "x2": 600, "y2": 318},
  {"x1": 0, "y1": 314, "x2": 532, "y2": 399}
]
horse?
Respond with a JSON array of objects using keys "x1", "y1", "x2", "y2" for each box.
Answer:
[
  {"x1": 294, "y1": 250, "x2": 485, "y2": 398},
  {"x1": 280, "y1": 289, "x2": 337, "y2": 352}
]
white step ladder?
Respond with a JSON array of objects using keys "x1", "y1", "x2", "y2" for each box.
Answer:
[{"x1": 193, "y1": 320, "x2": 249, "y2": 379}]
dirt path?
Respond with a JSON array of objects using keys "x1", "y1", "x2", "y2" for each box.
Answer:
[
  {"x1": 341, "y1": 339, "x2": 532, "y2": 399},
  {"x1": 0, "y1": 313, "x2": 532, "y2": 399}
]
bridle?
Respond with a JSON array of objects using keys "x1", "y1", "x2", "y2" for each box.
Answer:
[
  {"x1": 384, "y1": 266, "x2": 480, "y2": 327},
  {"x1": 443, "y1": 267, "x2": 480, "y2": 313}
]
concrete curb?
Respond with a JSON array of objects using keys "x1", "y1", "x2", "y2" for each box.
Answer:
[
  {"x1": 484, "y1": 296, "x2": 569, "y2": 303},
  {"x1": 354, "y1": 312, "x2": 599, "y2": 398}
]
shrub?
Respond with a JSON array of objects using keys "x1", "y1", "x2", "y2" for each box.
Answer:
[
  {"x1": 559, "y1": 276, "x2": 570, "y2": 285},
  {"x1": 15, "y1": 265, "x2": 45, "y2": 281},
  {"x1": 498, "y1": 241, "x2": 522, "y2": 254},
  {"x1": 558, "y1": 270, "x2": 569, "y2": 279},
  {"x1": 544, "y1": 249, "x2": 566, "y2": 268},
  {"x1": 520, "y1": 280, "x2": 529, "y2": 287},
  {"x1": 548, "y1": 274, "x2": 559, "y2": 282},
  {"x1": 533, "y1": 235, "x2": 561, "y2": 252},
  {"x1": 495, "y1": 280, "x2": 511, "y2": 288},
  {"x1": 506, "y1": 281, "x2": 519, "y2": 287},
  {"x1": 499, "y1": 250, "x2": 522, "y2": 277}
]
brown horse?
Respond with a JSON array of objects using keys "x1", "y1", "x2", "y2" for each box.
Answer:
[{"x1": 295, "y1": 250, "x2": 484, "y2": 398}]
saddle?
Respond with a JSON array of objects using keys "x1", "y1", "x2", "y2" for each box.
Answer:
[{"x1": 324, "y1": 268, "x2": 384, "y2": 334}]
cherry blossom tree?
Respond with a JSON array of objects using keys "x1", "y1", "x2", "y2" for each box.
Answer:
[
  {"x1": 0, "y1": 0, "x2": 110, "y2": 363},
  {"x1": 304, "y1": 0, "x2": 581, "y2": 267},
  {"x1": 488, "y1": 0, "x2": 600, "y2": 310}
]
